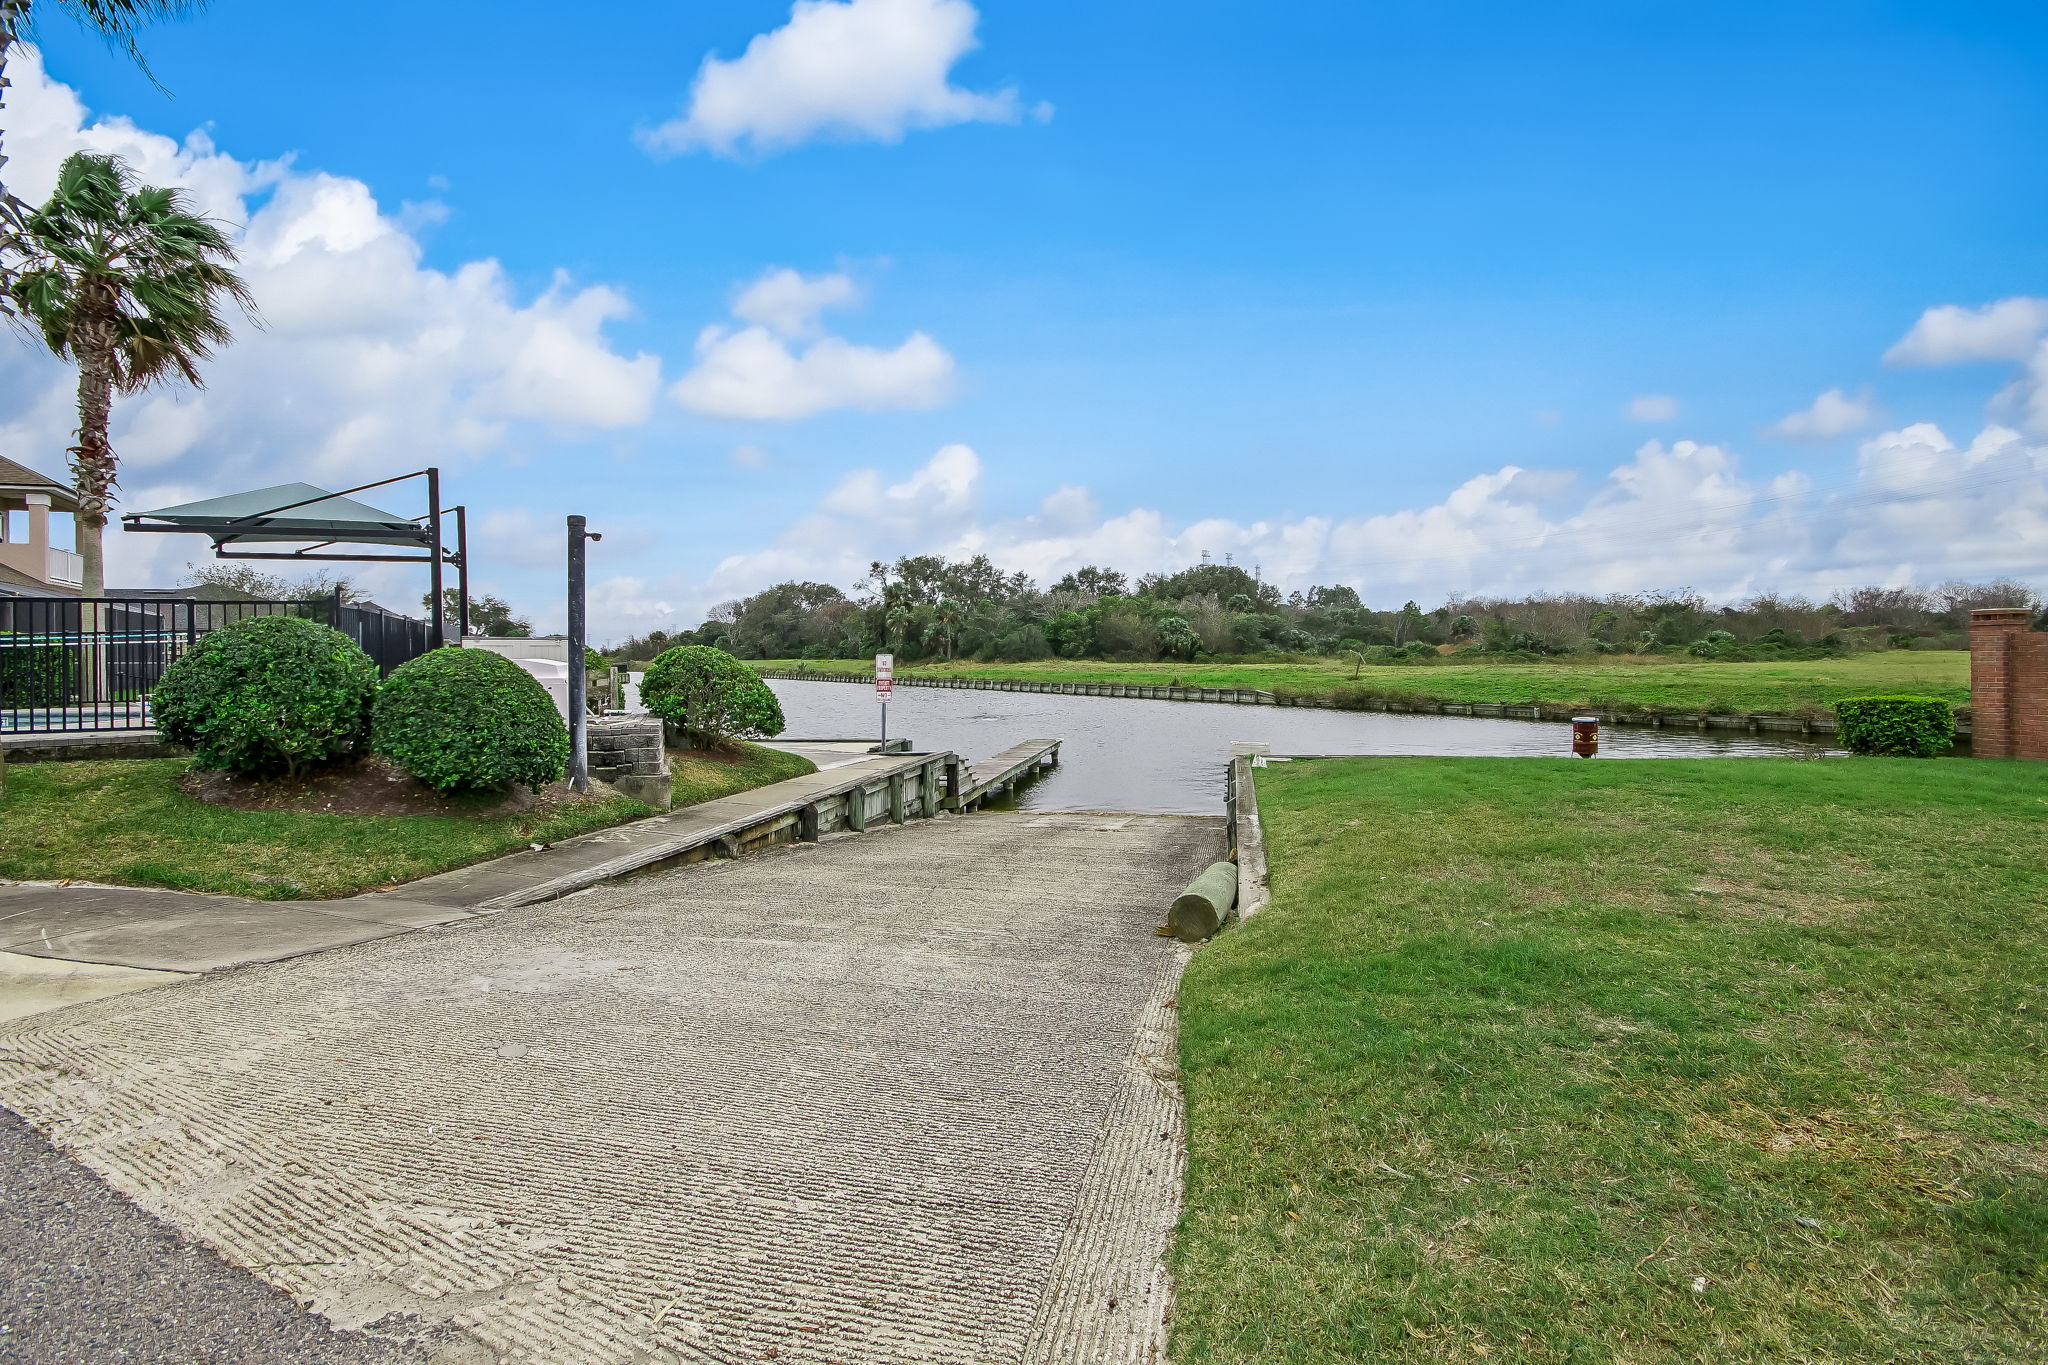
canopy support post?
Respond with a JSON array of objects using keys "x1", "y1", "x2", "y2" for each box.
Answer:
[
  {"x1": 426, "y1": 467, "x2": 444, "y2": 650},
  {"x1": 453, "y1": 503, "x2": 470, "y2": 640}
]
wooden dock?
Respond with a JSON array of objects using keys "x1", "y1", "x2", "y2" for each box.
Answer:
[{"x1": 949, "y1": 738, "x2": 1061, "y2": 811}]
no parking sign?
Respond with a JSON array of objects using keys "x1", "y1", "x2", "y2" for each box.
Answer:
[{"x1": 874, "y1": 654, "x2": 894, "y2": 745}]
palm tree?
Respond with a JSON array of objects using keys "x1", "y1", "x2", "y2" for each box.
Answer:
[
  {"x1": 9, "y1": 149, "x2": 251, "y2": 594},
  {"x1": 1156, "y1": 614, "x2": 1200, "y2": 662},
  {"x1": 930, "y1": 596, "x2": 964, "y2": 660},
  {"x1": 1, "y1": 3, "x2": 206, "y2": 250}
]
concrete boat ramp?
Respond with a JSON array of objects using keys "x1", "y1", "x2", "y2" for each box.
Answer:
[{"x1": 0, "y1": 746, "x2": 1222, "y2": 1364}]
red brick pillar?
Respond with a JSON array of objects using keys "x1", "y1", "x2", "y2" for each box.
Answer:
[
  {"x1": 2023, "y1": 629, "x2": 2048, "y2": 760},
  {"x1": 1970, "y1": 608, "x2": 2048, "y2": 759}
]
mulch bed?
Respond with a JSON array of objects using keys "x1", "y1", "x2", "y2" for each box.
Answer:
[{"x1": 182, "y1": 756, "x2": 609, "y2": 819}]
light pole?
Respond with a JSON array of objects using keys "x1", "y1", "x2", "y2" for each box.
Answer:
[{"x1": 567, "y1": 515, "x2": 602, "y2": 792}]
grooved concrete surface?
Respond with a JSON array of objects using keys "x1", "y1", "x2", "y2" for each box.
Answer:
[{"x1": 0, "y1": 812, "x2": 1221, "y2": 1365}]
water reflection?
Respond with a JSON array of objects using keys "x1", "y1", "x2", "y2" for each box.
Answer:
[{"x1": 768, "y1": 680, "x2": 1831, "y2": 815}]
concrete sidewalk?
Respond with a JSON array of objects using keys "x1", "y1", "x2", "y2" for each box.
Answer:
[
  {"x1": 0, "y1": 882, "x2": 481, "y2": 974},
  {"x1": 1, "y1": 811, "x2": 1222, "y2": 1365},
  {"x1": 0, "y1": 752, "x2": 940, "y2": 979}
]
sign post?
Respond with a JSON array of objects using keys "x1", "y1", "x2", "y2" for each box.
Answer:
[{"x1": 875, "y1": 653, "x2": 894, "y2": 748}]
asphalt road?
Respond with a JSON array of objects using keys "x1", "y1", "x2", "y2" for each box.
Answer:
[{"x1": 0, "y1": 1107, "x2": 430, "y2": 1365}]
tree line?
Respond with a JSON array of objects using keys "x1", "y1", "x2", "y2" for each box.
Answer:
[{"x1": 603, "y1": 556, "x2": 2042, "y2": 665}]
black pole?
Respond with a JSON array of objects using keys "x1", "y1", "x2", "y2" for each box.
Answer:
[
  {"x1": 426, "y1": 467, "x2": 444, "y2": 650},
  {"x1": 454, "y1": 504, "x2": 470, "y2": 639},
  {"x1": 568, "y1": 514, "x2": 589, "y2": 793}
]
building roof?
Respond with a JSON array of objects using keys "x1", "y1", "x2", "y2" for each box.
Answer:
[
  {"x1": 0, "y1": 456, "x2": 80, "y2": 512},
  {"x1": 107, "y1": 584, "x2": 270, "y2": 602},
  {"x1": 0, "y1": 560, "x2": 81, "y2": 597}
]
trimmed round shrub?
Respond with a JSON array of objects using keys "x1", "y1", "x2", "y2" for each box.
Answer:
[
  {"x1": 1833, "y1": 695, "x2": 1957, "y2": 758},
  {"x1": 153, "y1": 615, "x2": 377, "y2": 777},
  {"x1": 640, "y1": 645, "x2": 784, "y2": 748},
  {"x1": 373, "y1": 647, "x2": 569, "y2": 792}
]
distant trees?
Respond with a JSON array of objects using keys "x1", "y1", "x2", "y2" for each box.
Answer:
[
  {"x1": 424, "y1": 589, "x2": 529, "y2": 637},
  {"x1": 596, "y1": 555, "x2": 2040, "y2": 666},
  {"x1": 1052, "y1": 565, "x2": 1128, "y2": 596},
  {"x1": 184, "y1": 562, "x2": 361, "y2": 603}
]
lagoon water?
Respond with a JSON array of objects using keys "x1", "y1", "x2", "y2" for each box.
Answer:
[{"x1": 766, "y1": 679, "x2": 1830, "y2": 815}]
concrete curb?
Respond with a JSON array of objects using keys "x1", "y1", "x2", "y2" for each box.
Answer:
[{"x1": 1227, "y1": 754, "x2": 1271, "y2": 922}]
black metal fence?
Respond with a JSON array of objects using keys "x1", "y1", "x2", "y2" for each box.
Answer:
[
  {"x1": 333, "y1": 599, "x2": 433, "y2": 676},
  {"x1": 0, "y1": 595, "x2": 433, "y2": 735}
]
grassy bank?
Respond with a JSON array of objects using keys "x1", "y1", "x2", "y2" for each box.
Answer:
[
  {"x1": 1171, "y1": 757, "x2": 2046, "y2": 1362},
  {"x1": 667, "y1": 741, "x2": 816, "y2": 809},
  {"x1": 750, "y1": 651, "x2": 1969, "y2": 718},
  {"x1": 0, "y1": 741, "x2": 814, "y2": 901}
]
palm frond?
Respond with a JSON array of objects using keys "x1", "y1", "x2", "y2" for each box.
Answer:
[
  {"x1": 42, "y1": 2, "x2": 210, "y2": 85},
  {"x1": 11, "y1": 148, "x2": 253, "y2": 487}
]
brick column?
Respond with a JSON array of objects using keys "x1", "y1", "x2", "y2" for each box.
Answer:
[
  {"x1": 1970, "y1": 608, "x2": 2048, "y2": 759},
  {"x1": 2022, "y1": 629, "x2": 2048, "y2": 760}
]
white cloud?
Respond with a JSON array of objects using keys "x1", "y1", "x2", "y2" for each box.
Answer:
[
  {"x1": 1769, "y1": 387, "x2": 1874, "y2": 441},
  {"x1": 0, "y1": 48, "x2": 664, "y2": 586},
  {"x1": 671, "y1": 266, "x2": 955, "y2": 421},
  {"x1": 589, "y1": 575, "x2": 682, "y2": 629},
  {"x1": 1883, "y1": 295, "x2": 2048, "y2": 436},
  {"x1": 729, "y1": 443, "x2": 771, "y2": 470},
  {"x1": 640, "y1": 0, "x2": 1034, "y2": 158},
  {"x1": 651, "y1": 421, "x2": 2047, "y2": 633},
  {"x1": 1885, "y1": 296, "x2": 2048, "y2": 366},
  {"x1": 1626, "y1": 394, "x2": 1679, "y2": 422},
  {"x1": 731, "y1": 267, "x2": 861, "y2": 337},
  {"x1": 475, "y1": 508, "x2": 565, "y2": 570}
]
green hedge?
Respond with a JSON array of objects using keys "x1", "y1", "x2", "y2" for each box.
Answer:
[
  {"x1": 640, "y1": 645, "x2": 784, "y2": 748},
  {"x1": 152, "y1": 616, "x2": 377, "y2": 776},
  {"x1": 373, "y1": 647, "x2": 569, "y2": 792},
  {"x1": 0, "y1": 637, "x2": 75, "y2": 707},
  {"x1": 1833, "y1": 695, "x2": 1957, "y2": 758}
]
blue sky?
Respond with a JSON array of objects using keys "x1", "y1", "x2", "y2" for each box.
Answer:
[{"x1": 10, "y1": 0, "x2": 2048, "y2": 635}]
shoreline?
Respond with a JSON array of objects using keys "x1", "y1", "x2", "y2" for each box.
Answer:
[{"x1": 756, "y1": 665, "x2": 1976, "y2": 739}]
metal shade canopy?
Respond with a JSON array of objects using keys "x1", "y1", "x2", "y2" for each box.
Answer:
[
  {"x1": 120, "y1": 467, "x2": 470, "y2": 646},
  {"x1": 126, "y1": 481, "x2": 429, "y2": 555}
]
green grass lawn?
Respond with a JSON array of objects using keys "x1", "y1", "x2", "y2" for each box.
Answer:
[
  {"x1": 0, "y1": 740, "x2": 815, "y2": 901},
  {"x1": 667, "y1": 741, "x2": 817, "y2": 809},
  {"x1": 750, "y1": 651, "x2": 1970, "y2": 717},
  {"x1": 1172, "y1": 756, "x2": 2046, "y2": 1363}
]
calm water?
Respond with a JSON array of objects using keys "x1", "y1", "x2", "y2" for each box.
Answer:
[{"x1": 767, "y1": 679, "x2": 1832, "y2": 815}]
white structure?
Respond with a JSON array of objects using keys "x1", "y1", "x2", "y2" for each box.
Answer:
[{"x1": 464, "y1": 635, "x2": 572, "y2": 719}]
